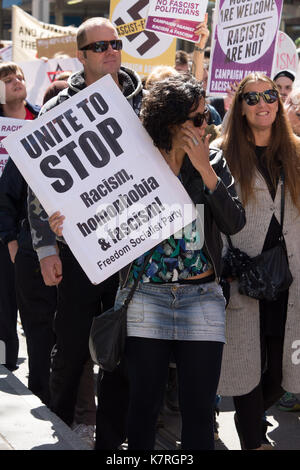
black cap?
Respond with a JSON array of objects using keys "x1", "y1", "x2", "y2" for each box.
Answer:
[{"x1": 273, "y1": 70, "x2": 296, "y2": 82}]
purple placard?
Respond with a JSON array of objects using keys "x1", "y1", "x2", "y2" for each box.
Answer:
[
  {"x1": 207, "y1": 0, "x2": 284, "y2": 96},
  {"x1": 145, "y1": 17, "x2": 199, "y2": 41},
  {"x1": 145, "y1": 0, "x2": 208, "y2": 42}
]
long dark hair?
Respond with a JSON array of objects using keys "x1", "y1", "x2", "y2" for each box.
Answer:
[{"x1": 222, "y1": 72, "x2": 300, "y2": 212}]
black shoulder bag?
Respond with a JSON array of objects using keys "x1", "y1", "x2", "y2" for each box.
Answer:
[
  {"x1": 223, "y1": 170, "x2": 293, "y2": 302},
  {"x1": 89, "y1": 250, "x2": 154, "y2": 372}
]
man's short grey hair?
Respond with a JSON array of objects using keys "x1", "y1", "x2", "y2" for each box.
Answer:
[{"x1": 76, "y1": 17, "x2": 117, "y2": 49}]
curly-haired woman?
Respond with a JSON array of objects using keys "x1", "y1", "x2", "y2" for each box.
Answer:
[
  {"x1": 116, "y1": 75, "x2": 245, "y2": 450},
  {"x1": 49, "y1": 75, "x2": 245, "y2": 450},
  {"x1": 217, "y1": 72, "x2": 300, "y2": 449}
]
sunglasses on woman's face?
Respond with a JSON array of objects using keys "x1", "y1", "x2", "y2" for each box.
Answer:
[
  {"x1": 240, "y1": 89, "x2": 279, "y2": 106},
  {"x1": 80, "y1": 39, "x2": 123, "y2": 53},
  {"x1": 186, "y1": 107, "x2": 210, "y2": 127}
]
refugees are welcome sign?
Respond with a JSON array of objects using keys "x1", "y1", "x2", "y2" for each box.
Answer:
[
  {"x1": 207, "y1": 0, "x2": 284, "y2": 95},
  {"x1": 2, "y1": 75, "x2": 196, "y2": 284}
]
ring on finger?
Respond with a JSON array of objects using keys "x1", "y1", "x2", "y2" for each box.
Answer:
[{"x1": 192, "y1": 136, "x2": 199, "y2": 146}]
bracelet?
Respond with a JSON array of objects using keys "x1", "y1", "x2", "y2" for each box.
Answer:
[{"x1": 194, "y1": 46, "x2": 205, "y2": 52}]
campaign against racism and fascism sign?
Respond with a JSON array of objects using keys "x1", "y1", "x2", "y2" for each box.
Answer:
[
  {"x1": 145, "y1": 0, "x2": 208, "y2": 42},
  {"x1": 273, "y1": 31, "x2": 299, "y2": 77},
  {"x1": 20, "y1": 57, "x2": 82, "y2": 106},
  {"x1": 36, "y1": 35, "x2": 77, "y2": 59},
  {"x1": 12, "y1": 5, "x2": 77, "y2": 63},
  {"x1": 207, "y1": 0, "x2": 284, "y2": 96},
  {"x1": 2, "y1": 75, "x2": 197, "y2": 285},
  {"x1": 110, "y1": 0, "x2": 176, "y2": 77},
  {"x1": 0, "y1": 118, "x2": 24, "y2": 176}
]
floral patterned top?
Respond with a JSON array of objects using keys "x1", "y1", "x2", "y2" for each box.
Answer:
[{"x1": 128, "y1": 220, "x2": 213, "y2": 284}]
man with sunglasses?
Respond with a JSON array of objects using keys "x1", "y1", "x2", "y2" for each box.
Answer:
[{"x1": 28, "y1": 17, "x2": 143, "y2": 449}]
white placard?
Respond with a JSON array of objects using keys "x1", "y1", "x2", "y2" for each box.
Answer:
[
  {"x1": 19, "y1": 57, "x2": 82, "y2": 106},
  {"x1": 0, "y1": 117, "x2": 24, "y2": 176},
  {"x1": 0, "y1": 44, "x2": 12, "y2": 62},
  {"x1": 12, "y1": 5, "x2": 76, "y2": 63},
  {"x1": 2, "y1": 75, "x2": 196, "y2": 284},
  {"x1": 273, "y1": 31, "x2": 299, "y2": 77}
]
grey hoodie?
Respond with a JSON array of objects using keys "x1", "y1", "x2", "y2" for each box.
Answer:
[{"x1": 28, "y1": 67, "x2": 143, "y2": 260}]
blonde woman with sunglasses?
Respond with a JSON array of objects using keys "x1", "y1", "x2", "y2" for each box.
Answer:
[{"x1": 216, "y1": 73, "x2": 300, "y2": 450}]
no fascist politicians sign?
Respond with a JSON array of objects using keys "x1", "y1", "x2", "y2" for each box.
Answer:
[
  {"x1": 145, "y1": 0, "x2": 208, "y2": 42},
  {"x1": 2, "y1": 75, "x2": 197, "y2": 285},
  {"x1": 110, "y1": 0, "x2": 176, "y2": 78},
  {"x1": 207, "y1": 0, "x2": 284, "y2": 96}
]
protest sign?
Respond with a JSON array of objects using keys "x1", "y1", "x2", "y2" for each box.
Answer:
[
  {"x1": 273, "y1": 31, "x2": 298, "y2": 77},
  {"x1": 2, "y1": 75, "x2": 197, "y2": 285},
  {"x1": 20, "y1": 57, "x2": 82, "y2": 106},
  {"x1": 36, "y1": 35, "x2": 77, "y2": 59},
  {"x1": 12, "y1": 5, "x2": 77, "y2": 63},
  {"x1": 0, "y1": 44, "x2": 12, "y2": 62},
  {"x1": 145, "y1": 0, "x2": 208, "y2": 42},
  {"x1": 207, "y1": 0, "x2": 284, "y2": 96},
  {"x1": 110, "y1": 0, "x2": 176, "y2": 77},
  {"x1": 0, "y1": 118, "x2": 24, "y2": 176}
]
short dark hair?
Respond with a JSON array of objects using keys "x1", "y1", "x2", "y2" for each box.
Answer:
[
  {"x1": 273, "y1": 69, "x2": 295, "y2": 83},
  {"x1": 141, "y1": 75, "x2": 205, "y2": 152},
  {"x1": 0, "y1": 61, "x2": 24, "y2": 81}
]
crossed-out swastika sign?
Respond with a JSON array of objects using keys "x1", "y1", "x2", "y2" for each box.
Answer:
[
  {"x1": 110, "y1": 0, "x2": 176, "y2": 73},
  {"x1": 115, "y1": 0, "x2": 160, "y2": 56}
]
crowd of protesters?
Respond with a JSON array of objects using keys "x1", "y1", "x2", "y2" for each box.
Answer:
[{"x1": 0, "y1": 13, "x2": 300, "y2": 451}]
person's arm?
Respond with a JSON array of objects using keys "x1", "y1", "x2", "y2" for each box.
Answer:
[
  {"x1": 27, "y1": 187, "x2": 63, "y2": 286},
  {"x1": 203, "y1": 147, "x2": 246, "y2": 236},
  {"x1": 191, "y1": 13, "x2": 209, "y2": 82},
  {"x1": 180, "y1": 124, "x2": 245, "y2": 235}
]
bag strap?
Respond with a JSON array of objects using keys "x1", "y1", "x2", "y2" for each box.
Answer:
[
  {"x1": 227, "y1": 168, "x2": 285, "y2": 249},
  {"x1": 279, "y1": 167, "x2": 285, "y2": 231},
  {"x1": 122, "y1": 248, "x2": 156, "y2": 307},
  {"x1": 226, "y1": 234, "x2": 234, "y2": 249}
]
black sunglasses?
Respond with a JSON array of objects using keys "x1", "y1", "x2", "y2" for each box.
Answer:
[
  {"x1": 186, "y1": 107, "x2": 210, "y2": 127},
  {"x1": 240, "y1": 89, "x2": 279, "y2": 106},
  {"x1": 80, "y1": 39, "x2": 123, "y2": 53}
]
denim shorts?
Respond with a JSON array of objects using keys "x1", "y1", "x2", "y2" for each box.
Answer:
[{"x1": 114, "y1": 281, "x2": 226, "y2": 342}]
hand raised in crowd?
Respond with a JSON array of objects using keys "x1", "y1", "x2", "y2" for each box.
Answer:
[
  {"x1": 194, "y1": 12, "x2": 210, "y2": 50},
  {"x1": 181, "y1": 122, "x2": 217, "y2": 191},
  {"x1": 49, "y1": 211, "x2": 65, "y2": 237},
  {"x1": 192, "y1": 13, "x2": 209, "y2": 82},
  {"x1": 224, "y1": 81, "x2": 239, "y2": 111}
]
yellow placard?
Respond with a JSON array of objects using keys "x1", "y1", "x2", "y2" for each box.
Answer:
[
  {"x1": 110, "y1": 0, "x2": 176, "y2": 77},
  {"x1": 116, "y1": 19, "x2": 146, "y2": 37}
]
